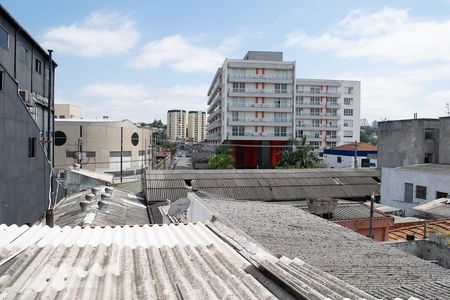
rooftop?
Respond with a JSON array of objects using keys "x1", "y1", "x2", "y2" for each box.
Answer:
[
  {"x1": 392, "y1": 163, "x2": 450, "y2": 176},
  {"x1": 68, "y1": 168, "x2": 114, "y2": 184},
  {"x1": 53, "y1": 186, "x2": 150, "y2": 226},
  {"x1": 413, "y1": 197, "x2": 450, "y2": 218},
  {"x1": 389, "y1": 220, "x2": 450, "y2": 241},
  {"x1": 197, "y1": 192, "x2": 450, "y2": 299},
  {"x1": 296, "y1": 201, "x2": 387, "y2": 221},
  {"x1": 145, "y1": 168, "x2": 380, "y2": 203},
  {"x1": 329, "y1": 142, "x2": 377, "y2": 152}
]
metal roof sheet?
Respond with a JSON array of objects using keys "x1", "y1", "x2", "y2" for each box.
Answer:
[
  {"x1": 0, "y1": 223, "x2": 279, "y2": 300},
  {"x1": 389, "y1": 220, "x2": 450, "y2": 241},
  {"x1": 53, "y1": 187, "x2": 150, "y2": 227},
  {"x1": 297, "y1": 202, "x2": 386, "y2": 221},
  {"x1": 146, "y1": 169, "x2": 380, "y2": 202}
]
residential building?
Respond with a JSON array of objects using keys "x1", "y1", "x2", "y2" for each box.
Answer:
[
  {"x1": 54, "y1": 119, "x2": 152, "y2": 178},
  {"x1": 55, "y1": 103, "x2": 81, "y2": 119},
  {"x1": 413, "y1": 198, "x2": 450, "y2": 219},
  {"x1": 378, "y1": 118, "x2": 440, "y2": 168},
  {"x1": 323, "y1": 142, "x2": 377, "y2": 168},
  {"x1": 167, "y1": 109, "x2": 186, "y2": 141},
  {"x1": 0, "y1": 4, "x2": 57, "y2": 225},
  {"x1": 206, "y1": 51, "x2": 360, "y2": 168},
  {"x1": 187, "y1": 110, "x2": 206, "y2": 142},
  {"x1": 381, "y1": 164, "x2": 450, "y2": 216}
]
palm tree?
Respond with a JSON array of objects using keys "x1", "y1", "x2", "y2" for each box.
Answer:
[
  {"x1": 278, "y1": 137, "x2": 320, "y2": 168},
  {"x1": 208, "y1": 145, "x2": 234, "y2": 169}
]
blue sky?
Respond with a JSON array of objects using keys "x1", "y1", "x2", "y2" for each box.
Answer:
[{"x1": 3, "y1": 0, "x2": 450, "y2": 123}]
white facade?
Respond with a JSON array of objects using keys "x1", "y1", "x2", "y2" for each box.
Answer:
[
  {"x1": 167, "y1": 110, "x2": 187, "y2": 141},
  {"x1": 187, "y1": 111, "x2": 206, "y2": 142},
  {"x1": 323, "y1": 154, "x2": 377, "y2": 169},
  {"x1": 206, "y1": 51, "x2": 361, "y2": 152},
  {"x1": 380, "y1": 165, "x2": 450, "y2": 216}
]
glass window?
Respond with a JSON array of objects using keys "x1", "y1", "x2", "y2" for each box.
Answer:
[
  {"x1": 416, "y1": 185, "x2": 427, "y2": 200},
  {"x1": 425, "y1": 128, "x2": 435, "y2": 140},
  {"x1": 337, "y1": 157, "x2": 342, "y2": 163},
  {"x1": 131, "y1": 132, "x2": 139, "y2": 146},
  {"x1": 274, "y1": 112, "x2": 287, "y2": 122},
  {"x1": 310, "y1": 86, "x2": 320, "y2": 94},
  {"x1": 344, "y1": 109, "x2": 353, "y2": 116},
  {"x1": 274, "y1": 126, "x2": 287, "y2": 136},
  {"x1": 232, "y1": 82, "x2": 245, "y2": 92},
  {"x1": 19, "y1": 45, "x2": 28, "y2": 64},
  {"x1": 295, "y1": 96, "x2": 304, "y2": 105},
  {"x1": 404, "y1": 183, "x2": 413, "y2": 203},
  {"x1": 54, "y1": 131, "x2": 67, "y2": 146},
  {"x1": 344, "y1": 131, "x2": 353, "y2": 138},
  {"x1": 436, "y1": 191, "x2": 448, "y2": 199},
  {"x1": 311, "y1": 97, "x2": 320, "y2": 104},
  {"x1": 297, "y1": 85, "x2": 304, "y2": 93},
  {"x1": 344, "y1": 87, "x2": 354, "y2": 94},
  {"x1": 35, "y1": 58, "x2": 42, "y2": 74},
  {"x1": 28, "y1": 137, "x2": 35, "y2": 158},
  {"x1": 344, "y1": 120, "x2": 353, "y2": 127},
  {"x1": 232, "y1": 126, "x2": 244, "y2": 136},
  {"x1": 424, "y1": 153, "x2": 433, "y2": 163},
  {"x1": 327, "y1": 86, "x2": 337, "y2": 94},
  {"x1": 0, "y1": 27, "x2": 8, "y2": 49},
  {"x1": 275, "y1": 84, "x2": 287, "y2": 94},
  {"x1": 344, "y1": 98, "x2": 353, "y2": 105}
]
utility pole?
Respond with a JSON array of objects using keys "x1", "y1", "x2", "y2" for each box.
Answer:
[
  {"x1": 354, "y1": 140, "x2": 358, "y2": 169},
  {"x1": 368, "y1": 192, "x2": 375, "y2": 239}
]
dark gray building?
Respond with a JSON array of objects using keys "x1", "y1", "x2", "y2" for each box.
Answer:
[
  {"x1": 378, "y1": 118, "x2": 440, "y2": 168},
  {"x1": 0, "y1": 4, "x2": 57, "y2": 225}
]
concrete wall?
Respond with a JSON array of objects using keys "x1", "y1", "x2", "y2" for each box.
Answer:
[
  {"x1": 381, "y1": 167, "x2": 450, "y2": 216},
  {"x1": 324, "y1": 153, "x2": 377, "y2": 169},
  {"x1": 65, "y1": 170, "x2": 108, "y2": 195},
  {"x1": 378, "y1": 119, "x2": 440, "y2": 168},
  {"x1": 0, "y1": 65, "x2": 50, "y2": 225},
  {"x1": 387, "y1": 240, "x2": 450, "y2": 269},
  {"x1": 55, "y1": 104, "x2": 81, "y2": 119},
  {"x1": 439, "y1": 117, "x2": 450, "y2": 164}
]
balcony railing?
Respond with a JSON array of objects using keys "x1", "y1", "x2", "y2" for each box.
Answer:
[
  {"x1": 228, "y1": 118, "x2": 292, "y2": 123},
  {"x1": 296, "y1": 101, "x2": 324, "y2": 107},
  {"x1": 296, "y1": 112, "x2": 340, "y2": 118},
  {"x1": 230, "y1": 132, "x2": 289, "y2": 138},
  {"x1": 229, "y1": 103, "x2": 293, "y2": 109},
  {"x1": 229, "y1": 88, "x2": 293, "y2": 94},
  {"x1": 296, "y1": 89, "x2": 340, "y2": 96},
  {"x1": 326, "y1": 102, "x2": 341, "y2": 108},
  {"x1": 228, "y1": 73, "x2": 293, "y2": 80},
  {"x1": 297, "y1": 124, "x2": 339, "y2": 129}
]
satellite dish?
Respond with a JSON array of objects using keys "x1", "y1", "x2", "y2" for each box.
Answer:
[{"x1": 168, "y1": 197, "x2": 191, "y2": 217}]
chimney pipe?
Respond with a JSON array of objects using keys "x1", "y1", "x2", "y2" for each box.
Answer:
[{"x1": 45, "y1": 209, "x2": 54, "y2": 227}]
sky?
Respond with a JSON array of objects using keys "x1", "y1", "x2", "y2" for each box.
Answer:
[{"x1": 3, "y1": 0, "x2": 450, "y2": 123}]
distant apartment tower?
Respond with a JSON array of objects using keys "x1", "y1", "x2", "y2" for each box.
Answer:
[
  {"x1": 167, "y1": 109, "x2": 187, "y2": 141},
  {"x1": 187, "y1": 111, "x2": 206, "y2": 142},
  {"x1": 0, "y1": 4, "x2": 57, "y2": 224},
  {"x1": 55, "y1": 104, "x2": 81, "y2": 119},
  {"x1": 206, "y1": 51, "x2": 360, "y2": 168}
]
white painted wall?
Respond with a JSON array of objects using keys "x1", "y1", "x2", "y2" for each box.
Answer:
[
  {"x1": 323, "y1": 154, "x2": 377, "y2": 168},
  {"x1": 381, "y1": 167, "x2": 450, "y2": 216}
]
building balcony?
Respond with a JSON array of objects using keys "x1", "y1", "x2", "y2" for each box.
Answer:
[
  {"x1": 326, "y1": 102, "x2": 341, "y2": 109},
  {"x1": 296, "y1": 90, "x2": 341, "y2": 97},
  {"x1": 296, "y1": 124, "x2": 339, "y2": 131},
  {"x1": 207, "y1": 133, "x2": 222, "y2": 140},
  {"x1": 296, "y1": 113, "x2": 341, "y2": 119},
  {"x1": 325, "y1": 135, "x2": 340, "y2": 142},
  {"x1": 297, "y1": 135, "x2": 323, "y2": 142},
  {"x1": 228, "y1": 88, "x2": 293, "y2": 98},
  {"x1": 295, "y1": 102, "x2": 325, "y2": 108},
  {"x1": 207, "y1": 87, "x2": 222, "y2": 105},
  {"x1": 228, "y1": 103, "x2": 293, "y2": 112},
  {"x1": 207, "y1": 108, "x2": 222, "y2": 121},
  {"x1": 207, "y1": 119, "x2": 222, "y2": 130},
  {"x1": 228, "y1": 73, "x2": 293, "y2": 84},
  {"x1": 228, "y1": 118, "x2": 292, "y2": 126},
  {"x1": 228, "y1": 132, "x2": 291, "y2": 141}
]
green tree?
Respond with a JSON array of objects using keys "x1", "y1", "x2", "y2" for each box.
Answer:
[
  {"x1": 208, "y1": 145, "x2": 234, "y2": 169},
  {"x1": 277, "y1": 137, "x2": 321, "y2": 169}
]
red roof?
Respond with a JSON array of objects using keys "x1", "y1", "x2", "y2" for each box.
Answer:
[
  {"x1": 388, "y1": 220, "x2": 450, "y2": 241},
  {"x1": 331, "y1": 143, "x2": 377, "y2": 151}
]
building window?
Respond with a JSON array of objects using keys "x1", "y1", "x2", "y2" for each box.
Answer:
[
  {"x1": 404, "y1": 183, "x2": 413, "y2": 203},
  {"x1": 361, "y1": 158, "x2": 370, "y2": 168},
  {"x1": 232, "y1": 126, "x2": 244, "y2": 136},
  {"x1": 54, "y1": 131, "x2": 67, "y2": 146},
  {"x1": 344, "y1": 98, "x2": 353, "y2": 105},
  {"x1": 344, "y1": 109, "x2": 353, "y2": 116},
  {"x1": 19, "y1": 45, "x2": 28, "y2": 64},
  {"x1": 275, "y1": 84, "x2": 287, "y2": 94},
  {"x1": 436, "y1": 191, "x2": 448, "y2": 199},
  {"x1": 35, "y1": 58, "x2": 42, "y2": 74},
  {"x1": 131, "y1": 132, "x2": 139, "y2": 146},
  {"x1": 344, "y1": 131, "x2": 353, "y2": 138},
  {"x1": 274, "y1": 112, "x2": 287, "y2": 122},
  {"x1": 28, "y1": 137, "x2": 35, "y2": 158},
  {"x1": 416, "y1": 185, "x2": 427, "y2": 200},
  {"x1": 310, "y1": 86, "x2": 320, "y2": 94},
  {"x1": 297, "y1": 85, "x2": 304, "y2": 93},
  {"x1": 274, "y1": 126, "x2": 287, "y2": 137},
  {"x1": 337, "y1": 156, "x2": 342, "y2": 163},
  {"x1": 0, "y1": 27, "x2": 8, "y2": 49},
  {"x1": 425, "y1": 128, "x2": 435, "y2": 140},
  {"x1": 232, "y1": 82, "x2": 245, "y2": 93},
  {"x1": 424, "y1": 153, "x2": 433, "y2": 163},
  {"x1": 344, "y1": 87, "x2": 354, "y2": 94},
  {"x1": 309, "y1": 141, "x2": 320, "y2": 150},
  {"x1": 344, "y1": 120, "x2": 353, "y2": 127}
]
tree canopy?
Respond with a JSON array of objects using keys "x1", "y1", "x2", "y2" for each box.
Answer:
[
  {"x1": 208, "y1": 145, "x2": 234, "y2": 169},
  {"x1": 277, "y1": 137, "x2": 321, "y2": 169}
]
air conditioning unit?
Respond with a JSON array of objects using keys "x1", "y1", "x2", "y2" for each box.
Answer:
[{"x1": 19, "y1": 90, "x2": 35, "y2": 107}]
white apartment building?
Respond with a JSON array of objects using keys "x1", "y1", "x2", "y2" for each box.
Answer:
[
  {"x1": 55, "y1": 104, "x2": 81, "y2": 119},
  {"x1": 187, "y1": 111, "x2": 206, "y2": 142},
  {"x1": 206, "y1": 51, "x2": 360, "y2": 168},
  {"x1": 167, "y1": 109, "x2": 187, "y2": 141}
]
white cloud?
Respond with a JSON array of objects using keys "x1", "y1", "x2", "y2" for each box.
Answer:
[
  {"x1": 128, "y1": 35, "x2": 224, "y2": 72},
  {"x1": 77, "y1": 82, "x2": 208, "y2": 122},
  {"x1": 43, "y1": 11, "x2": 139, "y2": 57},
  {"x1": 286, "y1": 7, "x2": 450, "y2": 64}
]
